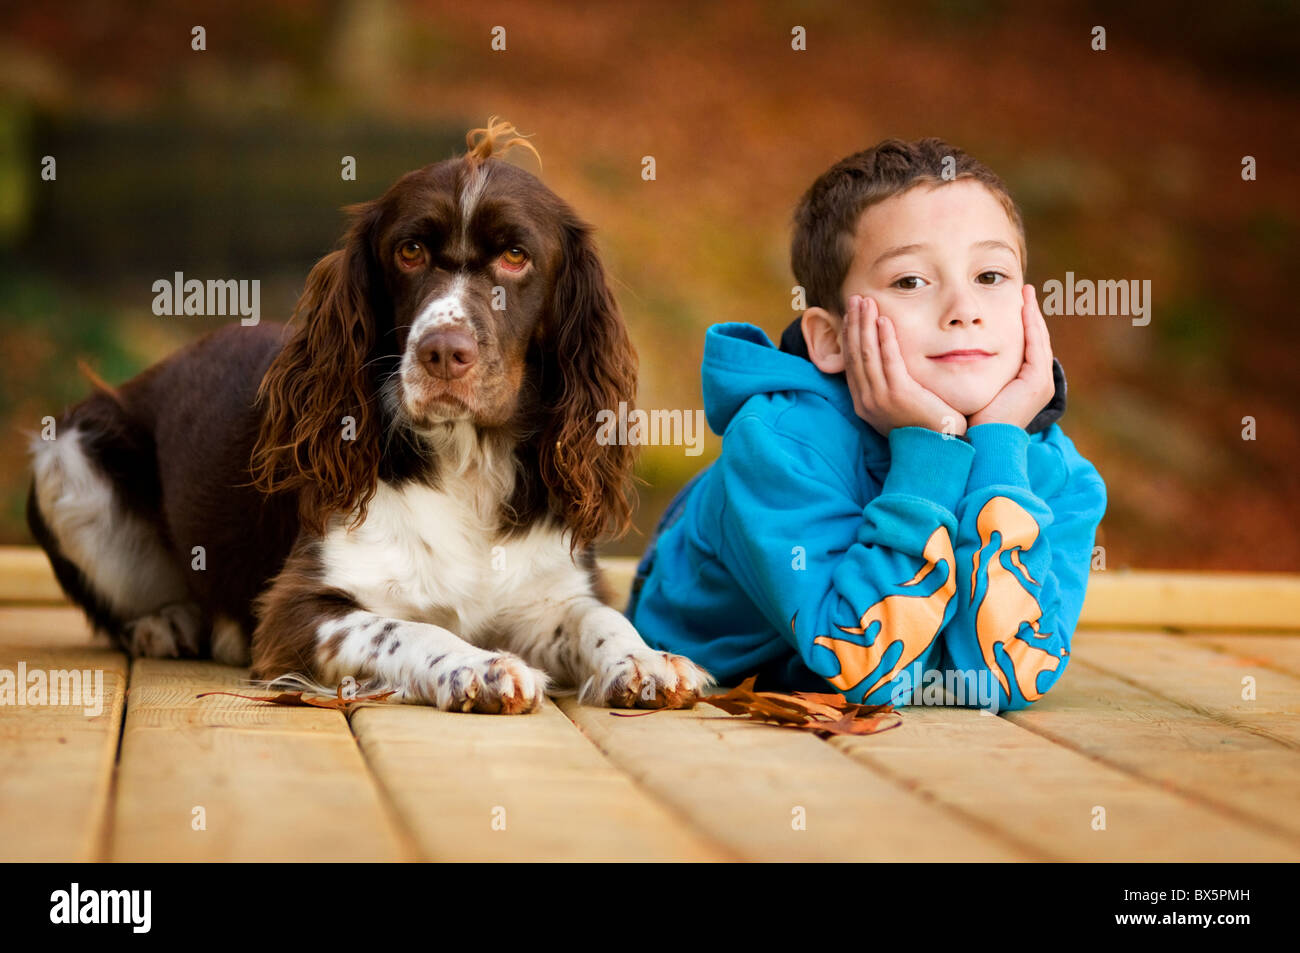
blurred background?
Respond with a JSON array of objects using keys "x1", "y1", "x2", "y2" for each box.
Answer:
[{"x1": 1, "y1": 0, "x2": 1297, "y2": 568}]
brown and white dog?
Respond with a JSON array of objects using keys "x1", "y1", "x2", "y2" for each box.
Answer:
[{"x1": 25, "y1": 117, "x2": 711, "y2": 714}]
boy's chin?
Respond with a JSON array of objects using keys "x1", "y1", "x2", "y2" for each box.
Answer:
[{"x1": 933, "y1": 387, "x2": 999, "y2": 419}]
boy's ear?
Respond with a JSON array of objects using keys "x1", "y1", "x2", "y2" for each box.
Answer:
[{"x1": 802, "y1": 307, "x2": 846, "y2": 374}]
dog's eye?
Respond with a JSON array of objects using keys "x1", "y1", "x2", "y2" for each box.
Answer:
[
  {"x1": 499, "y1": 247, "x2": 529, "y2": 270},
  {"x1": 397, "y1": 241, "x2": 425, "y2": 267}
]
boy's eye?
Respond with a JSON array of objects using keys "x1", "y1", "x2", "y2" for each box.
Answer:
[
  {"x1": 976, "y1": 270, "x2": 1008, "y2": 285},
  {"x1": 892, "y1": 275, "x2": 926, "y2": 290}
]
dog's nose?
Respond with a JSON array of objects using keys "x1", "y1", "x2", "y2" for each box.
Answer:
[{"x1": 416, "y1": 329, "x2": 478, "y2": 380}]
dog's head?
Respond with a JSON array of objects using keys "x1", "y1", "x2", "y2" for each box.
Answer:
[{"x1": 251, "y1": 118, "x2": 638, "y2": 551}]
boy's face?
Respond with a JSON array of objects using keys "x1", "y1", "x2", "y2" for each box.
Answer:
[{"x1": 837, "y1": 180, "x2": 1026, "y2": 416}]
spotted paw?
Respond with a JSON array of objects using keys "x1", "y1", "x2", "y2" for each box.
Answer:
[
  {"x1": 582, "y1": 651, "x2": 712, "y2": 709},
  {"x1": 415, "y1": 651, "x2": 549, "y2": 714}
]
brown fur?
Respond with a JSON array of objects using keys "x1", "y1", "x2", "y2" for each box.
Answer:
[
  {"x1": 247, "y1": 206, "x2": 383, "y2": 536},
  {"x1": 539, "y1": 219, "x2": 639, "y2": 553},
  {"x1": 249, "y1": 538, "x2": 361, "y2": 680}
]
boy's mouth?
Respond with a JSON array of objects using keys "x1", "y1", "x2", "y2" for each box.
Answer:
[{"x1": 929, "y1": 349, "x2": 993, "y2": 363}]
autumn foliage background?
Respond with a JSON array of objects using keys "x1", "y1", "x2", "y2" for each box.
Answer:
[{"x1": 1, "y1": 0, "x2": 1297, "y2": 570}]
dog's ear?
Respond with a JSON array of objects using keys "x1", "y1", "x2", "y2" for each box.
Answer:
[
  {"x1": 249, "y1": 201, "x2": 384, "y2": 534},
  {"x1": 539, "y1": 219, "x2": 638, "y2": 553}
]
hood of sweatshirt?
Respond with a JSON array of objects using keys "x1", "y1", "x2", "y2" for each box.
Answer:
[
  {"x1": 701, "y1": 322, "x2": 859, "y2": 436},
  {"x1": 700, "y1": 316, "x2": 1068, "y2": 438}
]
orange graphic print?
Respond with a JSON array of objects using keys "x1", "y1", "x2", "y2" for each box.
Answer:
[
  {"x1": 811, "y1": 525, "x2": 956, "y2": 697},
  {"x1": 970, "y1": 496, "x2": 1066, "y2": 702}
]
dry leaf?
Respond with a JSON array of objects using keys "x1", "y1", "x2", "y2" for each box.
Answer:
[
  {"x1": 689, "y1": 676, "x2": 902, "y2": 739},
  {"x1": 196, "y1": 688, "x2": 398, "y2": 715},
  {"x1": 797, "y1": 711, "x2": 902, "y2": 738},
  {"x1": 791, "y1": 690, "x2": 853, "y2": 707}
]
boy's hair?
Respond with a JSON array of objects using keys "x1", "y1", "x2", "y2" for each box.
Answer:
[{"x1": 790, "y1": 137, "x2": 1026, "y2": 318}]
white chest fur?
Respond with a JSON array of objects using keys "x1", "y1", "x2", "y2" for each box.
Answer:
[{"x1": 316, "y1": 474, "x2": 580, "y2": 639}]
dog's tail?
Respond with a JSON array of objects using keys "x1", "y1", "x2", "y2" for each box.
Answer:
[{"x1": 75, "y1": 357, "x2": 127, "y2": 408}]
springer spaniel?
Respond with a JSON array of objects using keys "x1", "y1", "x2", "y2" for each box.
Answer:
[{"x1": 26, "y1": 118, "x2": 711, "y2": 714}]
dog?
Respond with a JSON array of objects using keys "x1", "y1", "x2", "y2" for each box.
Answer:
[{"x1": 26, "y1": 117, "x2": 712, "y2": 714}]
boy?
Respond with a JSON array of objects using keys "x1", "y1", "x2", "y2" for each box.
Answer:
[{"x1": 626, "y1": 137, "x2": 1106, "y2": 714}]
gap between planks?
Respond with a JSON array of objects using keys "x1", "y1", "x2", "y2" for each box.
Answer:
[
  {"x1": 348, "y1": 697, "x2": 731, "y2": 861},
  {"x1": 555, "y1": 694, "x2": 1037, "y2": 861},
  {"x1": 0, "y1": 642, "x2": 126, "y2": 861},
  {"x1": 999, "y1": 653, "x2": 1300, "y2": 852},
  {"x1": 827, "y1": 630, "x2": 1300, "y2": 860},
  {"x1": 555, "y1": 633, "x2": 1300, "y2": 861},
  {"x1": 1074, "y1": 630, "x2": 1300, "y2": 749},
  {"x1": 111, "y1": 659, "x2": 414, "y2": 861}
]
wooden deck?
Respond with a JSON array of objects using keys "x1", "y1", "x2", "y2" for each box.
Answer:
[{"x1": 2, "y1": 545, "x2": 1298, "y2": 862}]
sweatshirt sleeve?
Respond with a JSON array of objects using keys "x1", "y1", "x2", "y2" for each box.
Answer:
[
  {"x1": 716, "y1": 414, "x2": 976, "y2": 704},
  {"x1": 941, "y1": 422, "x2": 1108, "y2": 712}
]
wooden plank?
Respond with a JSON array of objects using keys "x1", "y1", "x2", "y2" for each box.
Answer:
[
  {"x1": 352, "y1": 700, "x2": 728, "y2": 861},
  {"x1": 0, "y1": 606, "x2": 110, "y2": 649},
  {"x1": 1079, "y1": 631, "x2": 1300, "y2": 748},
  {"x1": 0, "y1": 642, "x2": 127, "y2": 861},
  {"x1": 555, "y1": 695, "x2": 1034, "y2": 861},
  {"x1": 1185, "y1": 632, "x2": 1300, "y2": 680},
  {"x1": 1082, "y1": 569, "x2": 1300, "y2": 630},
  {"x1": 0, "y1": 546, "x2": 66, "y2": 604},
  {"x1": 832, "y1": 700, "x2": 1300, "y2": 860},
  {"x1": 1002, "y1": 659, "x2": 1300, "y2": 851},
  {"x1": 112, "y1": 660, "x2": 411, "y2": 861}
]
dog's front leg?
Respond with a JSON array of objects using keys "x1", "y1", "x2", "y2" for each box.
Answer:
[{"x1": 253, "y1": 607, "x2": 550, "y2": 714}]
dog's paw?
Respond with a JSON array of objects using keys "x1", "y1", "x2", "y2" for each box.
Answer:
[
  {"x1": 414, "y1": 652, "x2": 550, "y2": 714},
  {"x1": 123, "y1": 602, "x2": 202, "y2": 658},
  {"x1": 581, "y1": 651, "x2": 712, "y2": 709},
  {"x1": 211, "y1": 615, "x2": 252, "y2": 667}
]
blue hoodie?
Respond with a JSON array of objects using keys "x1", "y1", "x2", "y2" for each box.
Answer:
[{"x1": 626, "y1": 321, "x2": 1107, "y2": 713}]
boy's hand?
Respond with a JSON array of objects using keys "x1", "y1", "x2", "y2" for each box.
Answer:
[
  {"x1": 843, "y1": 294, "x2": 968, "y2": 438},
  {"x1": 966, "y1": 284, "x2": 1056, "y2": 430}
]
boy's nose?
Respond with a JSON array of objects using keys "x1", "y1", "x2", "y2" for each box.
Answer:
[{"x1": 943, "y1": 295, "x2": 984, "y2": 325}]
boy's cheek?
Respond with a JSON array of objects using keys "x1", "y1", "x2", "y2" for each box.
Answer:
[
  {"x1": 996, "y1": 350, "x2": 1025, "y2": 389},
  {"x1": 993, "y1": 302, "x2": 1027, "y2": 349}
]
